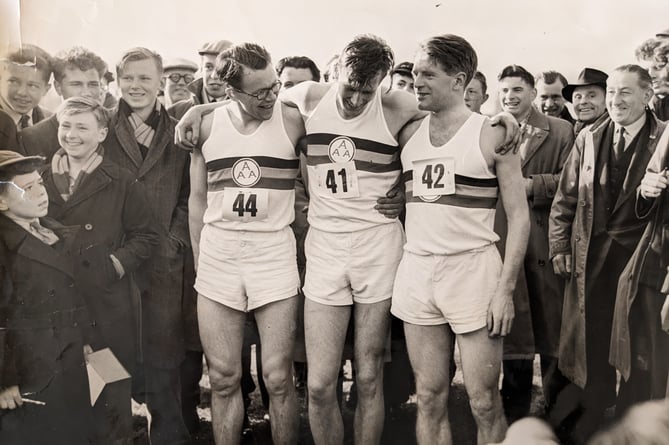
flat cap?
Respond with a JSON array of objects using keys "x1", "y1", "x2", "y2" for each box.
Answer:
[
  {"x1": 198, "y1": 40, "x2": 234, "y2": 56},
  {"x1": 163, "y1": 57, "x2": 198, "y2": 72}
]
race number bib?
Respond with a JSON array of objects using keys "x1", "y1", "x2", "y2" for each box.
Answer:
[
  {"x1": 412, "y1": 158, "x2": 455, "y2": 198},
  {"x1": 222, "y1": 188, "x2": 269, "y2": 221},
  {"x1": 314, "y1": 161, "x2": 360, "y2": 199}
]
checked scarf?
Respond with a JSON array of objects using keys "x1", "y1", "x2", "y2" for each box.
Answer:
[
  {"x1": 51, "y1": 145, "x2": 104, "y2": 201},
  {"x1": 118, "y1": 98, "x2": 161, "y2": 158}
]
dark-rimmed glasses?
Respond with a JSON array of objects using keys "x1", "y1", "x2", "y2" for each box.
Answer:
[
  {"x1": 233, "y1": 80, "x2": 282, "y2": 101},
  {"x1": 165, "y1": 73, "x2": 195, "y2": 84}
]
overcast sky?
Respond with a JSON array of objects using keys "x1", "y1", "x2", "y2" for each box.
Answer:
[{"x1": 1, "y1": 0, "x2": 668, "y2": 112}]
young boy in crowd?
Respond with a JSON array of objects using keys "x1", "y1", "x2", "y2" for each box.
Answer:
[{"x1": 0, "y1": 150, "x2": 93, "y2": 444}]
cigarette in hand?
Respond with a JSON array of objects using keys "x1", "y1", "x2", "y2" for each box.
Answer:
[{"x1": 21, "y1": 397, "x2": 46, "y2": 406}]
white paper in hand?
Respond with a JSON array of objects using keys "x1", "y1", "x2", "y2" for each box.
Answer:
[{"x1": 85, "y1": 348, "x2": 130, "y2": 406}]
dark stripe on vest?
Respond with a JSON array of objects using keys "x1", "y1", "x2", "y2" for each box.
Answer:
[
  {"x1": 206, "y1": 156, "x2": 299, "y2": 172},
  {"x1": 306, "y1": 133, "x2": 398, "y2": 155},
  {"x1": 402, "y1": 170, "x2": 499, "y2": 187}
]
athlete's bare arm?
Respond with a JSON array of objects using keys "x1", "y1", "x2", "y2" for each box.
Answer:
[
  {"x1": 188, "y1": 112, "x2": 215, "y2": 267},
  {"x1": 175, "y1": 101, "x2": 228, "y2": 148},
  {"x1": 480, "y1": 120, "x2": 529, "y2": 337},
  {"x1": 280, "y1": 80, "x2": 330, "y2": 120}
]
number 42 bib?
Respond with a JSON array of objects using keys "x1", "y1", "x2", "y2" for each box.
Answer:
[{"x1": 412, "y1": 158, "x2": 455, "y2": 199}]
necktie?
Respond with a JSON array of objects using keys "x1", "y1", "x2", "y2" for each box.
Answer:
[
  {"x1": 18, "y1": 114, "x2": 30, "y2": 129},
  {"x1": 614, "y1": 127, "x2": 626, "y2": 160}
]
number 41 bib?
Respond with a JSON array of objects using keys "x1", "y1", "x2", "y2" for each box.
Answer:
[
  {"x1": 314, "y1": 161, "x2": 360, "y2": 199},
  {"x1": 412, "y1": 158, "x2": 455, "y2": 198}
]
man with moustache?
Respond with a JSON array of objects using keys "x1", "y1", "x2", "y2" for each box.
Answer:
[
  {"x1": 562, "y1": 68, "x2": 609, "y2": 135},
  {"x1": 495, "y1": 64, "x2": 574, "y2": 424},
  {"x1": 162, "y1": 58, "x2": 198, "y2": 108},
  {"x1": 168, "y1": 40, "x2": 234, "y2": 120},
  {"x1": 104, "y1": 47, "x2": 192, "y2": 445},
  {"x1": 549, "y1": 65, "x2": 666, "y2": 443},
  {"x1": 20, "y1": 46, "x2": 107, "y2": 160},
  {"x1": 535, "y1": 71, "x2": 575, "y2": 125}
]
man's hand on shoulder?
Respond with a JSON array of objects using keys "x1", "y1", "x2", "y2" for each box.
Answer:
[
  {"x1": 175, "y1": 102, "x2": 224, "y2": 149},
  {"x1": 490, "y1": 111, "x2": 520, "y2": 154}
]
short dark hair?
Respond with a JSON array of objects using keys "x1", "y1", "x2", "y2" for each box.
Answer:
[
  {"x1": 499, "y1": 65, "x2": 535, "y2": 88},
  {"x1": 215, "y1": 43, "x2": 271, "y2": 89},
  {"x1": 2, "y1": 44, "x2": 52, "y2": 83},
  {"x1": 614, "y1": 64, "x2": 653, "y2": 90},
  {"x1": 0, "y1": 157, "x2": 44, "y2": 195},
  {"x1": 339, "y1": 35, "x2": 394, "y2": 88},
  {"x1": 636, "y1": 38, "x2": 663, "y2": 62},
  {"x1": 471, "y1": 71, "x2": 488, "y2": 95},
  {"x1": 418, "y1": 34, "x2": 478, "y2": 86},
  {"x1": 52, "y1": 47, "x2": 107, "y2": 83},
  {"x1": 276, "y1": 56, "x2": 321, "y2": 82},
  {"x1": 116, "y1": 47, "x2": 163, "y2": 77},
  {"x1": 535, "y1": 70, "x2": 568, "y2": 87}
]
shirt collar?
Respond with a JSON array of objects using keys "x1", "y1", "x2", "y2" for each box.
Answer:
[
  {"x1": 614, "y1": 112, "x2": 647, "y2": 141},
  {"x1": 0, "y1": 94, "x2": 30, "y2": 127}
]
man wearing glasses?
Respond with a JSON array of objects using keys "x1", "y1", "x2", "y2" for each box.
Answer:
[
  {"x1": 162, "y1": 58, "x2": 198, "y2": 108},
  {"x1": 187, "y1": 42, "x2": 302, "y2": 445}
]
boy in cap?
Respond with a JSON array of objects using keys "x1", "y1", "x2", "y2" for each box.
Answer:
[
  {"x1": 0, "y1": 150, "x2": 93, "y2": 444},
  {"x1": 390, "y1": 62, "x2": 414, "y2": 93}
]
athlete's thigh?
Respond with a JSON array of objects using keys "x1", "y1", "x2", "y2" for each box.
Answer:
[
  {"x1": 456, "y1": 327, "x2": 502, "y2": 393},
  {"x1": 255, "y1": 295, "x2": 299, "y2": 368},
  {"x1": 353, "y1": 299, "x2": 392, "y2": 369},
  {"x1": 304, "y1": 298, "x2": 351, "y2": 383},
  {"x1": 404, "y1": 322, "x2": 454, "y2": 391},
  {"x1": 198, "y1": 294, "x2": 247, "y2": 372}
]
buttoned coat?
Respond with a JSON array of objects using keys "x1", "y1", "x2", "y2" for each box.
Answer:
[
  {"x1": 0, "y1": 216, "x2": 93, "y2": 444},
  {"x1": 548, "y1": 110, "x2": 665, "y2": 387},
  {"x1": 43, "y1": 157, "x2": 158, "y2": 370},
  {"x1": 102, "y1": 101, "x2": 192, "y2": 368},
  {"x1": 496, "y1": 107, "x2": 574, "y2": 358}
]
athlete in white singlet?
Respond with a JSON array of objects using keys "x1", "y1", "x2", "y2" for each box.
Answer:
[
  {"x1": 188, "y1": 43, "x2": 305, "y2": 445},
  {"x1": 391, "y1": 35, "x2": 529, "y2": 445}
]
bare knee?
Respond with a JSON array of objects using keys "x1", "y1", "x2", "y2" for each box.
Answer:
[
  {"x1": 308, "y1": 374, "x2": 337, "y2": 407},
  {"x1": 208, "y1": 362, "x2": 241, "y2": 398},
  {"x1": 262, "y1": 363, "x2": 293, "y2": 398},
  {"x1": 355, "y1": 367, "x2": 383, "y2": 401},
  {"x1": 468, "y1": 387, "x2": 499, "y2": 421},
  {"x1": 415, "y1": 384, "x2": 448, "y2": 417}
]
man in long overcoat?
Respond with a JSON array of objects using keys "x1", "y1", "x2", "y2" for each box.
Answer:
[{"x1": 549, "y1": 65, "x2": 666, "y2": 443}]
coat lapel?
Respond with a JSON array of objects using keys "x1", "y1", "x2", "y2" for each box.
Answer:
[
  {"x1": 521, "y1": 108, "x2": 550, "y2": 168},
  {"x1": 0, "y1": 216, "x2": 75, "y2": 277},
  {"x1": 112, "y1": 112, "x2": 144, "y2": 169}
]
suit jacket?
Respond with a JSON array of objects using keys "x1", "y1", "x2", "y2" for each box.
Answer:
[
  {"x1": 19, "y1": 114, "x2": 59, "y2": 159},
  {"x1": 0, "y1": 102, "x2": 51, "y2": 129},
  {"x1": 44, "y1": 157, "x2": 159, "y2": 369},
  {"x1": 549, "y1": 110, "x2": 666, "y2": 387},
  {"x1": 496, "y1": 107, "x2": 574, "y2": 358},
  {"x1": 167, "y1": 77, "x2": 205, "y2": 121},
  {"x1": 103, "y1": 100, "x2": 193, "y2": 368}
]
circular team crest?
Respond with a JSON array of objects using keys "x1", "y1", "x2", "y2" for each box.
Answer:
[
  {"x1": 327, "y1": 136, "x2": 356, "y2": 163},
  {"x1": 419, "y1": 195, "x2": 441, "y2": 203},
  {"x1": 231, "y1": 158, "x2": 261, "y2": 187}
]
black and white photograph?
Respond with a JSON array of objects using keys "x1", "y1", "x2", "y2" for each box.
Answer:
[{"x1": 1, "y1": 0, "x2": 668, "y2": 444}]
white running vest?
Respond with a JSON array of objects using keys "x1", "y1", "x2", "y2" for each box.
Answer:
[
  {"x1": 200, "y1": 102, "x2": 298, "y2": 231},
  {"x1": 401, "y1": 113, "x2": 500, "y2": 255},
  {"x1": 304, "y1": 85, "x2": 400, "y2": 232}
]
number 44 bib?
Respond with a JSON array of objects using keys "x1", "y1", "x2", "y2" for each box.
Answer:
[
  {"x1": 412, "y1": 158, "x2": 455, "y2": 198},
  {"x1": 222, "y1": 188, "x2": 269, "y2": 221}
]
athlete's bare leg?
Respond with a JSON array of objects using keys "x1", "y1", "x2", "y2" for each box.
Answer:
[
  {"x1": 305, "y1": 299, "x2": 351, "y2": 445},
  {"x1": 404, "y1": 323, "x2": 455, "y2": 445},
  {"x1": 353, "y1": 299, "x2": 391, "y2": 445},
  {"x1": 457, "y1": 328, "x2": 507, "y2": 444},
  {"x1": 198, "y1": 294, "x2": 246, "y2": 445},
  {"x1": 255, "y1": 296, "x2": 299, "y2": 445}
]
